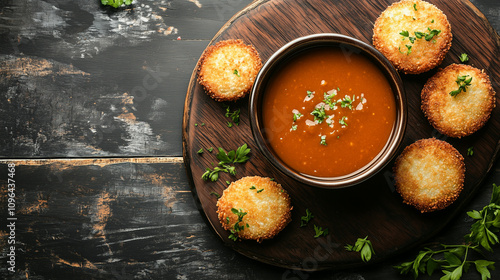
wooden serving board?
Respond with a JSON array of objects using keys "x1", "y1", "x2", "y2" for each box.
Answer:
[{"x1": 182, "y1": 0, "x2": 500, "y2": 270}]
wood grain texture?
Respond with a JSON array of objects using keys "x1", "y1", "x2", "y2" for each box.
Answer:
[
  {"x1": 0, "y1": 0, "x2": 252, "y2": 158},
  {"x1": 0, "y1": 161, "x2": 499, "y2": 280},
  {"x1": 183, "y1": 0, "x2": 500, "y2": 270},
  {"x1": 0, "y1": 160, "x2": 233, "y2": 279}
]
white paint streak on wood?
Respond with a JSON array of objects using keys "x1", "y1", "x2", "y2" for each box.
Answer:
[
  {"x1": 0, "y1": 157, "x2": 184, "y2": 166},
  {"x1": 97, "y1": 235, "x2": 156, "y2": 246}
]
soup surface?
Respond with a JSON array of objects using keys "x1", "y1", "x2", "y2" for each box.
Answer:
[{"x1": 262, "y1": 46, "x2": 396, "y2": 177}]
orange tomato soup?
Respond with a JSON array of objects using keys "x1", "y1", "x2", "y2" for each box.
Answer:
[{"x1": 262, "y1": 46, "x2": 396, "y2": 177}]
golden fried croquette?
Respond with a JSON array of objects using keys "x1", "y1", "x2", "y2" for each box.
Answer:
[
  {"x1": 393, "y1": 138, "x2": 465, "y2": 213},
  {"x1": 372, "y1": 0, "x2": 452, "y2": 74},
  {"x1": 197, "y1": 39, "x2": 262, "y2": 102},
  {"x1": 421, "y1": 64, "x2": 496, "y2": 138},
  {"x1": 216, "y1": 176, "x2": 292, "y2": 242}
]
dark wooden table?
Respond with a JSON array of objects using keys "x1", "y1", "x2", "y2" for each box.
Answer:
[{"x1": 0, "y1": 0, "x2": 498, "y2": 279}]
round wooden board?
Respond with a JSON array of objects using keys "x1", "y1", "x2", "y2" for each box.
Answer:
[{"x1": 182, "y1": 0, "x2": 500, "y2": 271}]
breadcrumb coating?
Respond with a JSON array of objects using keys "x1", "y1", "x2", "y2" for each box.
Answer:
[
  {"x1": 197, "y1": 39, "x2": 262, "y2": 102},
  {"x1": 421, "y1": 64, "x2": 496, "y2": 138},
  {"x1": 394, "y1": 138, "x2": 465, "y2": 213},
  {"x1": 372, "y1": 0, "x2": 452, "y2": 74},
  {"x1": 216, "y1": 176, "x2": 292, "y2": 242}
]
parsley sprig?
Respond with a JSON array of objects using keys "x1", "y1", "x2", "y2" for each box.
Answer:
[
  {"x1": 228, "y1": 208, "x2": 249, "y2": 241},
  {"x1": 323, "y1": 91, "x2": 338, "y2": 108},
  {"x1": 339, "y1": 116, "x2": 348, "y2": 126},
  {"x1": 223, "y1": 104, "x2": 241, "y2": 126},
  {"x1": 293, "y1": 112, "x2": 303, "y2": 121},
  {"x1": 300, "y1": 209, "x2": 314, "y2": 227},
  {"x1": 298, "y1": 88, "x2": 363, "y2": 146},
  {"x1": 459, "y1": 53, "x2": 469, "y2": 63},
  {"x1": 320, "y1": 135, "x2": 327, "y2": 146},
  {"x1": 465, "y1": 183, "x2": 500, "y2": 252},
  {"x1": 340, "y1": 95, "x2": 356, "y2": 109},
  {"x1": 394, "y1": 244, "x2": 494, "y2": 280},
  {"x1": 450, "y1": 75, "x2": 473, "y2": 97},
  {"x1": 311, "y1": 105, "x2": 327, "y2": 123},
  {"x1": 217, "y1": 143, "x2": 251, "y2": 164},
  {"x1": 345, "y1": 236, "x2": 375, "y2": 263},
  {"x1": 399, "y1": 28, "x2": 442, "y2": 55},
  {"x1": 201, "y1": 144, "x2": 251, "y2": 181},
  {"x1": 313, "y1": 225, "x2": 329, "y2": 238},
  {"x1": 395, "y1": 183, "x2": 500, "y2": 279},
  {"x1": 202, "y1": 164, "x2": 236, "y2": 182}
]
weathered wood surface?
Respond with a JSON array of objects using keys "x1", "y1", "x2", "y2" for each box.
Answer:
[
  {"x1": 0, "y1": 160, "x2": 499, "y2": 279},
  {"x1": 0, "y1": 0, "x2": 250, "y2": 158},
  {"x1": 184, "y1": 0, "x2": 500, "y2": 270},
  {"x1": 0, "y1": 0, "x2": 499, "y2": 279}
]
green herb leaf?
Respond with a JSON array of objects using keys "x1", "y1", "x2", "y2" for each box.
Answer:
[
  {"x1": 474, "y1": 260, "x2": 495, "y2": 280},
  {"x1": 323, "y1": 91, "x2": 338, "y2": 108},
  {"x1": 425, "y1": 28, "x2": 441, "y2": 41},
  {"x1": 197, "y1": 148, "x2": 204, "y2": 154},
  {"x1": 465, "y1": 184, "x2": 500, "y2": 252},
  {"x1": 223, "y1": 104, "x2": 241, "y2": 126},
  {"x1": 217, "y1": 144, "x2": 251, "y2": 164},
  {"x1": 450, "y1": 75, "x2": 472, "y2": 97},
  {"x1": 234, "y1": 143, "x2": 251, "y2": 163},
  {"x1": 427, "y1": 258, "x2": 440, "y2": 276},
  {"x1": 201, "y1": 164, "x2": 236, "y2": 181},
  {"x1": 293, "y1": 112, "x2": 303, "y2": 121},
  {"x1": 459, "y1": 53, "x2": 469, "y2": 63},
  {"x1": 228, "y1": 208, "x2": 248, "y2": 241},
  {"x1": 210, "y1": 191, "x2": 221, "y2": 198},
  {"x1": 313, "y1": 225, "x2": 329, "y2": 238},
  {"x1": 345, "y1": 236, "x2": 375, "y2": 262},
  {"x1": 467, "y1": 146, "x2": 474, "y2": 156},
  {"x1": 217, "y1": 147, "x2": 233, "y2": 164},
  {"x1": 396, "y1": 184, "x2": 500, "y2": 279},
  {"x1": 400, "y1": 30, "x2": 410, "y2": 37},
  {"x1": 405, "y1": 44, "x2": 413, "y2": 54},
  {"x1": 340, "y1": 95, "x2": 355, "y2": 109},
  {"x1": 101, "y1": 0, "x2": 133, "y2": 8},
  {"x1": 311, "y1": 106, "x2": 327, "y2": 123},
  {"x1": 300, "y1": 209, "x2": 314, "y2": 227},
  {"x1": 202, "y1": 167, "x2": 219, "y2": 182},
  {"x1": 339, "y1": 116, "x2": 348, "y2": 126},
  {"x1": 415, "y1": 31, "x2": 425, "y2": 39},
  {"x1": 233, "y1": 69, "x2": 241, "y2": 77},
  {"x1": 320, "y1": 135, "x2": 327, "y2": 146}
]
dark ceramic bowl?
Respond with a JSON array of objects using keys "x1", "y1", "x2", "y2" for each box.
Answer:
[{"x1": 249, "y1": 33, "x2": 407, "y2": 189}]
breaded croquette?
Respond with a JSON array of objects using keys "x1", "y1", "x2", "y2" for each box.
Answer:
[
  {"x1": 373, "y1": 0, "x2": 452, "y2": 74},
  {"x1": 216, "y1": 176, "x2": 292, "y2": 242},
  {"x1": 421, "y1": 64, "x2": 496, "y2": 138},
  {"x1": 198, "y1": 39, "x2": 262, "y2": 102},
  {"x1": 394, "y1": 138, "x2": 465, "y2": 213}
]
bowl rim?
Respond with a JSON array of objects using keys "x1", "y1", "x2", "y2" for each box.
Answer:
[{"x1": 249, "y1": 33, "x2": 407, "y2": 189}]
